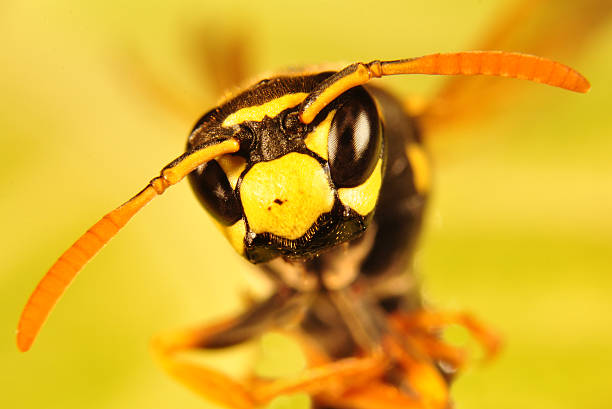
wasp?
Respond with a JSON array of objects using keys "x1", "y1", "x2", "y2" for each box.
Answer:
[{"x1": 16, "y1": 48, "x2": 589, "y2": 409}]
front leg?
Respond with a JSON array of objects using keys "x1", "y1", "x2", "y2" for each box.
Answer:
[
  {"x1": 152, "y1": 325, "x2": 255, "y2": 409},
  {"x1": 151, "y1": 291, "x2": 389, "y2": 409},
  {"x1": 389, "y1": 310, "x2": 503, "y2": 363}
]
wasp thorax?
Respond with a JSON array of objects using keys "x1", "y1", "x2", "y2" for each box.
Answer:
[{"x1": 187, "y1": 75, "x2": 384, "y2": 263}]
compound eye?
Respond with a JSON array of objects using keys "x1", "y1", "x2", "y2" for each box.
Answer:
[
  {"x1": 189, "y1": 160, "x2": 242, "y2": 225},
  {"x1": 328, "y1": 87, "x2": 382, "y2": 188}
]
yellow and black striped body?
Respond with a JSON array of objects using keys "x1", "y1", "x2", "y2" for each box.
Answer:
[{"x1": 187, "y1": 72, "x2": 430, "y2": 361}]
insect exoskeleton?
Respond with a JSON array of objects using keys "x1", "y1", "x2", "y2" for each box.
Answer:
[{"x1": 188, "y1": 77, "x2": 383, "y2": 263}]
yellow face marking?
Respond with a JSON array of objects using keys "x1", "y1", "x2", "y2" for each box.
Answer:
[
  {"x1": 338, "y1": 159, "x2": 382, "y2": 216},
  {"x1": 304, "y1": 110, "x2": 334, "y2": 160},
  {"x1": 221, "y1": 219, "x2": 246, "y2": 256},
  {"x1": 216, "y1": 155, "x2": 247, "y2": 190},
  {"x1": 240, "y1": 152, "x2": 334, "y2": 240},
  {"x1": 222, "y1": 93, "x2": 308, "y2": 127},
  {"x1": 406, "y1": 143, "x2": 430, "y2": 194}
]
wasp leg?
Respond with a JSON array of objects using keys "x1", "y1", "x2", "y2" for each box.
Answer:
[
  {"x1": 384, "y1": 336, "x2": 450, "y2": 409},
  {"x1": 243, "y1": 320, "x2": 390, "y2": 402},
  {"x1": 151, "y1": 291, "x2": 389, "y2": 408},
  {"x1": 151, "y1": 318, "x2": 257, "y2": 409},
  {"x1": 250, "y1": 352, "x2": 388, "y2": 404},
  {"x1": 150, "y1": 290, "x2": 306, "y2": 409},
  {"x1": 389, "y1": 310, "x2": 502, "y2": 361},
  {"x1": 312, "y1": 337, "x2": 450, "y2": 409},
  {"x1": 153, "y1": 325, "x2": 389, "y2": 408},
  {"x1": 315, "y1": 381, "x2": 435, "y2": 409},
  {"x1": 408, "y1": 334, "x2": 468, "y2": 370}
]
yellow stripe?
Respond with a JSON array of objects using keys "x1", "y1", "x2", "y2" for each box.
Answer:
[
  {"x1": 222, "y1": 219, "x2": 246, "y2": 256},
  {"x1": 405, "y1": 143, "x2": 430, "y2": 194},
  {"x1": 338, "y1": 159, "x2": 382, "y2": 216},
  {"x1": 304, "y1": 110, "x2": 334, "y2": 160},
  {"x1": 222, "y1": 93, "x2": 308, "y2": 127}
]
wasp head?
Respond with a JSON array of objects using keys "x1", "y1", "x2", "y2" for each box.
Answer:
[{"x1": 187, "y1": 74, "x2": 384, "y2": 263}]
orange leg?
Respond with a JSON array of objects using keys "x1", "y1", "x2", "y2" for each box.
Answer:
[
  {"x1": 151, "y1": 319, "x2": 256, "y2": 409},
  {"x1": 251, "y1": 353, "x2": 388, "y2": 404},
  {"x1": 151, "y1": 320, "x2": 389, "y2": 409},
  {"x1": 409, "y1": 334, "x2": 468, "y2": 370},
  {"x1": 383, "y1": 336, "x2": 450, "y2": 409},
  {"x1": 316, "y1": 381, "x2": 434, "y2": 409},
  {"x1": 313, "y1": 337, "x2": 451, "y2": 409},
  {"x1": 389, "y1": 310, "x2": 502, "y2": 361}
]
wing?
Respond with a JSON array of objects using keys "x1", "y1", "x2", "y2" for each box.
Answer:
[
  {"x1": 419, "y1": 0, "x2": 612, "y2": 134},
  {"x1": 113, "y1": 23, "x2": 254, "y2": 124}
]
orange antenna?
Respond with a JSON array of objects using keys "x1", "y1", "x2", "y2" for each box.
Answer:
[
  {"x1": 17, "y1": 138, "x2": 240, "y2": 352},
  {"x1": 299, "y1": 51, "x2": 591, "y2": 124}
]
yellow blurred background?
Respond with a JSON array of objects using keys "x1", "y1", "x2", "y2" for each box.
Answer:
[{"x1": 2, "y1": 1, "x2": 611, "y2": 408}]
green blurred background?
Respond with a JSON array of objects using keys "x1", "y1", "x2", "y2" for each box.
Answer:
[{"x1": 2, "y1": 1, "x2": 611, "y2": 408}]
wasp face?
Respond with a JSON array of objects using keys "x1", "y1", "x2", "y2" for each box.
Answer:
[{"x1": 187, "y1": 74, "x2": 384, "y2": 263}]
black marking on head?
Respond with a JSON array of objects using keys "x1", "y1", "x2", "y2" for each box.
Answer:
[
  {"x1": 243, "y1": 200, "x2": 373, "y2": 263},
  {"x1": 188, "y1": 72, "x2": 334, "y2": 144}
]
